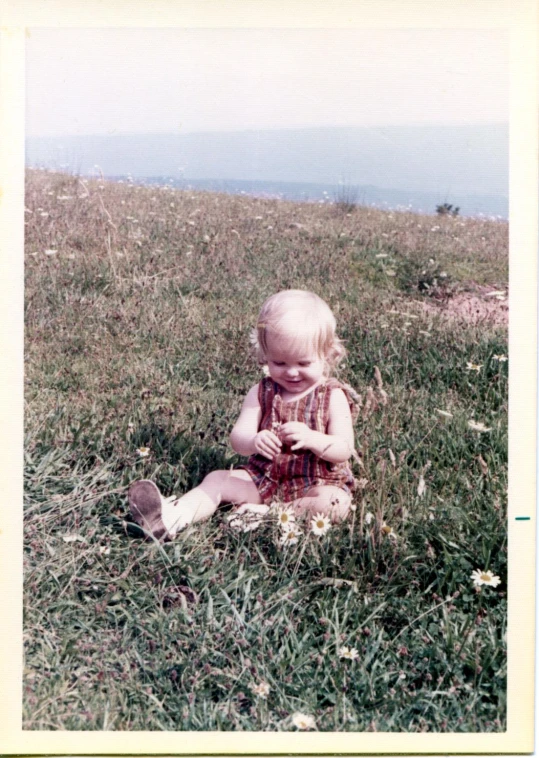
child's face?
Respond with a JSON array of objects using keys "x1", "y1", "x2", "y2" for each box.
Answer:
[{"x1": 264, "y1": 335, "x2": 326, "y2": 395}]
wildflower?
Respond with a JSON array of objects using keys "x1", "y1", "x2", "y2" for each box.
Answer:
[
  {"x1": 339, "y1": 646, "x2": 359, "y2": 661},
  {"x1": 417, "y1": 475, "x2": 426, "y2": 498},
  {"x1": 99, "y1": 545, "x2": 111, "y2": 555},
  {"x1": 468, "y1": 420, "x2": 492, "y2": 432},
  {"x1": 381, "y1": 523, "x2": 397, "y2": 540},
  {"x1": 228, "y1": 512, "x2": 264, "y2": 533},
  {"x1": 311, "y1": 513, "x2": 331, "y2": 536},
  {"x1": 477, "y1": 454, "x2": 489, "y2": 475},
  {"x1": 137, "y1": 446, "x2": 150, "y2": 458},
  {"x1": 493, "y1": 354, "x2": 508, "y2": 362},
  {"x1": 276, "y1": 506, "x2": 295, "y2": 530},
  {"x1": 435, "y1": 408, "x2": 453, "y2": 418},
  {"x1": 251, "y1": 681, "x2": 270, "y2": 698},
  {"x1": 364, "y1": 512, "x2": 374, "y2": 525},
  {"x1": 466, "y1": 362, "x2": 483, "y2": 372},
  {"x1": 291, "y1": 712, "x2": 316, "y2": 730},
  {"x1": 471, "y1": 569, "x2": 501, "y2": 588},
  {"x1": 280, "y1": 526, "x2": 302, "y2": 546}
]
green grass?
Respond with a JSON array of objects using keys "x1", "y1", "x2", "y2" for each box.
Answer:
[{"x1": 24, "y1": 168, "x2": 507, "y2": 731}]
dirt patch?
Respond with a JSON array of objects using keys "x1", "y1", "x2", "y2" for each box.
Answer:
[{"x1": 418, "y1": 284, "x2": 508, "y2": 328}]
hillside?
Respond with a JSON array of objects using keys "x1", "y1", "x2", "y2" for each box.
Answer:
[{"x1": 23, "y1": 168, "x2": 507, "y2": 732}]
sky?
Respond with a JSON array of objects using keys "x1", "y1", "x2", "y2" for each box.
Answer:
[{"x1": 25, "y1": 27, "x2": 508, "y2": 137}]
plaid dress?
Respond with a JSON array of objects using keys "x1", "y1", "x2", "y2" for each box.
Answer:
[{"x1": 241, "y1": 377, "x2": 360, "y2": 504}]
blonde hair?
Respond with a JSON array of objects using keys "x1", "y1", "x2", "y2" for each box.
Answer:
[{"x1": 252, "y1": 290, "x2": 346, "y2": 374}]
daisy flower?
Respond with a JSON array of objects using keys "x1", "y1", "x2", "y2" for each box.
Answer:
[
  {"x1": 137, "y1": 446, "x2": 150, "y2": 457},
  {"x1": 339, "y1": 646, "x2": 359, "y2": 661},
  {"x1": 381, "y1": 523, "x2": 397, "y2": 540},
  {"x1": 311, "y1": 513, "x2": 331, "y2": 536},
  {"x1": 251, "y1": 681, "x2": 270, "y2": 698},
  {"x1": 435, "y1": 408, "x2": 453, "y2": 418},
  {"x1": 493, "y1": 354, "x2": 508, "y2": 362},
  {"x1": 276, "y1": 506, "x2": 296, "y2": 530},
  {"x1": 471, "y1": 569, "x2": 501, "y2": 588},
  {"x1": 291, "y1": 712, "x2": 316, "y2": 730},
  {"x1": 280, "y1": 526, "x2": 302, "y2": 546},
  {"x1": 466, "y1": 362, "x2": 483, "y2": 372},
  {"x1": 364, "y1": 511, "x2": 374, "y2": 525},
  {"x1": 468, "y1": 420, "x2": 492, "y2": 432}
]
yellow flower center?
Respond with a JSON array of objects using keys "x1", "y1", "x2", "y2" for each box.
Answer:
[
  {"x1": 480, "y1": 572, "x2": 491, "y2": 581},
  {"x1": 316, "y1": 520, "x2": 324, "y2": 528}
]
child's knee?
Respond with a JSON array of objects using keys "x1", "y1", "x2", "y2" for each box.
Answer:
[
  {"x1": 201, "y1": 469, "x2": 229, "y2": 492},
  {"x1": 329, "y1": 493, "x2": 351, "y2": 521}
]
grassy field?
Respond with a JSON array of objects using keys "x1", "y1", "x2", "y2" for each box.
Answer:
[{"x1": 24, "y1": 168, "x2": 508, "y2": 731}]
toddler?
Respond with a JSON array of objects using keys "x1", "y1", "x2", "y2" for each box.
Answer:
[{"x1": 129, "y1": 289, "x2": 360, "y2": 541}]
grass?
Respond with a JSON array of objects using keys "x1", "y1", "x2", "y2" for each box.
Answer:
[{"x1": 24, "y1": 168, "x2": 507, "y2": 731}]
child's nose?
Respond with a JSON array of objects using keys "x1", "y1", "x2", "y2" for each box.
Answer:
[{"x1": 285, "y1": 367, "x2": 299, "y2": 377}]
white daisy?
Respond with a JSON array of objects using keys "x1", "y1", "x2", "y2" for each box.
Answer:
[
  {"x1": 251, "y1": 681, "x2": 270, "y2": 698},
  {"x1": 466, "y1": 362, "x2": 483, "y2": 372},
  {"x1": 291, "y1": 712, "x2": 316, "y2": 730},
  {"x1": 339, "y1": 646, "x2": 359, "y2": 661},
  {"x1": 137, "y1": 446, "x2": 150, "y2": 457},
  {"x1": 493, "y1": 354, "x2": 508, "y2": 362},
  {"x1": 311, "y1": 513, "x2": 331, "y2": 536},
  {"x1": 280, "y1": 526, "x2": 302, "y2": 546},
  {"x1": 276, "y1": 506, "x2": 296, "y2": 530},
  {"x1": 468, "y1": 420, "x2": 492, "y2": 432},
  {"x1": 364, "y1": 512, "x2": 374, "y2": 525},
  {"x1": 435, "y1": 408, "x2": 453, "y2": 418},
  {"x1": 381, "y1": 523, "x2": 397, "y2": 540},
  {"x1": 471, "y1": 569, "x2": 501, "y2": 588}
]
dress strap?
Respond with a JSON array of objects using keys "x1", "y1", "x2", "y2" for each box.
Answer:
[{"x1": 325, "y1": 378, "x2": 361, "y2": 421}]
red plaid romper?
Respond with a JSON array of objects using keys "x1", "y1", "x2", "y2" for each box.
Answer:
[{"x1": 241, "y1": 377, "x2": 360, "y2": 504}]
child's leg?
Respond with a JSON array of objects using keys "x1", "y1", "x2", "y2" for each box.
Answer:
[
  {"x1": 129, "y1": 469, "x2": 262, "y2": 540},
  {"x1": 287, "y1": 486, "x2": 351, "y2": 522}
]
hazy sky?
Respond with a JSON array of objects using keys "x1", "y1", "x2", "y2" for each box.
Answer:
[{"x1": 26, "y1": 27, "x2": 508, "y2": 137}]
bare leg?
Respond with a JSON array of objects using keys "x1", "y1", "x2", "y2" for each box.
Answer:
[
  {"x1": 134, "y1": 469, "x2": 262, "y2": 539},
  {"x1": 286, "y1": 486, "x2": 351, "y2": 522}
]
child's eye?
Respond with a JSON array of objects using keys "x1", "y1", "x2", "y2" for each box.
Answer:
[
  {"x1": 299, "y1": 362, "x2": 311, "y2": 367},
  {"x1": 273, "y1": 361, "x2": 285, "y2": 366}
]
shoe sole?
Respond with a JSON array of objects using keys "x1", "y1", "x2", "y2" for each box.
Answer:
[{"x1": 128, "y1": 479, "x2": 171, "y2": 542}]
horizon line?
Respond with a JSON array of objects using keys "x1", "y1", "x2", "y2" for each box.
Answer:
[{"x1": 26, "y1": 121, "x2": 509, "y2": 140}]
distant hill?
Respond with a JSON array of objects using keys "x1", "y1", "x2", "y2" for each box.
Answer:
[{"x1": 26, "y1": 124, "x2": 508, "y2": 218}]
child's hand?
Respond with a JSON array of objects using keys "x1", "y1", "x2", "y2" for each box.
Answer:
[
  {"x1": 253, "y1": 429, "x2": 282, "y2": 460},
  {"x1": 280, "y1": 422, "x2": 315, "y2": 452}
]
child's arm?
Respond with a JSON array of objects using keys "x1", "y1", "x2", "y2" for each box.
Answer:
[
  {"x1": 280, "y1": 388, "x2": 354, "y2": 463},
  {"x1": 229, "y1": 384, "x2": 282, "y2": 459}
]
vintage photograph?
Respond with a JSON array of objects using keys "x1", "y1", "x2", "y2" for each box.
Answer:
[{"x1": 22, "y1": 20, "x2": 510, "y2": 736}]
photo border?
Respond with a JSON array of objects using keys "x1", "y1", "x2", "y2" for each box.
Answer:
[{"x1": 1, "y1": 0, "x2": 536, "y2": 753}]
